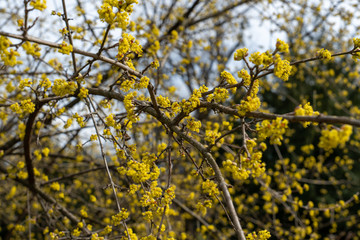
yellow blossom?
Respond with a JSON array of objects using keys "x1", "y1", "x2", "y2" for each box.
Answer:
[
  {"x1": 58, "y1": 41, "x2": 73, "y2": 55},
  {"x1": 30, "y1": 0, "x2": 47, "y2": 11},
  {"x1": 318, "y1": 125, "x2": 352, "y2": 151},
  {"x1": 22, "y1": 41, "x2": 41, "y2": 57},
  {"x1": 316, "y1": 48, "x2": 332, "y2": 60},
  {"x1": 276, "y1": 39, "x2": 289, "y2": 53},
  {"x1": 273, "y1": 54, "x2": 292, "y2": 81},
  {"x1": 234, "y1": 48, "x2": 248, "y2": 60}
]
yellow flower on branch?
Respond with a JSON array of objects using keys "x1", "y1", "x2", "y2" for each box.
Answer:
[
  {"x1": 276, "y1": 39, "x2": 289, "y2": 53},
  {"x1": 30, "y1": 0, "x2": 47, "y2": 11},
  {"x1": 316, "y1": 48, "x2": 332, "y2": 60},
  {"x1": 234, "y1": 48, "x2": 248, "y2": 61},
  {"x1": 58, "y1": 41, "x2": 73, "y2": 55},
  {"x1": 274, "y1": 54, "x2": 292, "y2": 81}
]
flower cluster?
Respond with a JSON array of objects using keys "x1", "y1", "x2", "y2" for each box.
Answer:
[
  {"x1": 246, "y1": 230, "x2": 271, "y2": 240},
  {"x1": 148, "y1": 40, "x2": 160, "y2": 56},
  {"x1": 39, "y1": 75, "x2": 51, "y2": 91},
  {"x1": 134, "y1": 76, "x2": 149, "y2": 89},
  {"x1": 294, "y1": 102, "x2": 319, "y2": 127},
  {"x1": 318, "y1": 125, "x2": 353, "y2": 151},
  {"x1": 30, "y1": 0, "x2": 47, "y2": 11},
  {"x1": 19, "y1": 78, "x2": 33, "y2": 90},
  {"x1": 201, "y1": 180, "x2": 219, "y2": 199},
  {"x1": 22, "y1": 41, "x2": 41, "y2": 57},
  {"x1": 234, "y1": 48, "x2": 248, "y2": 60},
  {"x1": 48, "y1": 58, "x2": 63, "y2": 71},
  {"x1": 120, "y1": 79, "x2": 135, "y2": 92},
  {"x1": 163, "y1": 186, "x2": 176, "y2": 205},
  {"x1": 58, "y1": 41, "x2": 73, "y2": 55},
  {"x1": 316, "y1": 48, "x2": 332, "y2": 60},
  {"x1": 223, "y1": 159, "x2": 250, "y2": 180},
  {"x1": 156, "y1": 95, "x2": 171, "y2": 108},
  {"x1": 236, "y1": 96, "x2": 261, "y2": 116},
  {"x1": 16, "y1": 122, "x2": 26, "y2": 140},
  {"x1": 118, "y1": 153, "x2": 158, "y2": 183},
  {"x1": 249, "y1": 51, "x2": 273, "y2": 67},
  {"x1": 276, "y1": 39, "x2": 289, "y2": 53},
  {"x1": 353, "y1": 37, "x2": 360, "y2": 48},
  {"x1": 124, "y1": 92, "x2": 139, "y2": 122},
  {"x1": 256, "y1": 117, "x2": 289, "y2": 145},
  {"x1": 207, "y1": 87, "x2": 229, "y2": 103},
  {"x1": 59, "y1": 28, "x2": 69, "y2": 37},
  {"x1": 170, "y1": 30, "x2": 178, "y2": 44},
  {"x1": 243, "y1": 139, "x2": 266, "y2": 176},
  {"x1": 120, "y1": 228, "x2": 137, "y2": 240},
  {"x1": 97, "y1": 3, "x2": 116, "y2": 24},
  {"x1": 238, "y1": 69, "x2": 251, "y2": 86},
  {"x1": 171, "y1": 101, "x2": 181, "y2": 114},
  {"x1": 196, "y1": 200, "x2": 213, "y2": 216},
  {"x1": 151, "y1": 60, "x2": 160, "y2": 69},
  {"x1": 17, "y1": 19, "x2": 24, "y2": 27},
  {"x1": 50, "y1": 182, "x2": 60, "y2": 191},
  {"x1": 73, "y1": 113, "x2": 86, "y2": 127},
  {"x1": 204, "y1": 129, "x2": 221, "y2": 144},
  {"x1": 185, "y1": 117, "x2": 201, "y2": 133},
  {"x1": 273, "y1": 54, "x2": 292, "y2": 81},
  {"x1": 52, "y1": 79, "x2": 77, "y2": 96},
  {"x1": 101, "y1": 225, "x2": 112, "y2": 235},
  {"x1": 249, "y1": 52, "x2": 263, "y2": 66},
  {"x1": 105, "y1": 113, "x2": 116, "y2": 127},
  {"x1": 0, "y1": 36, "x2": 21, "y2": 66},
  {"x1": 180, "y1": 86, "x2": 208, "y2": 114},
  {"x1": 97, "y1": 0, "x2": 138, "y2": 29},
  {"x1": 117, "y1": 33, "x2": 143, "y2": 59},
  {"x1": 139, "y1": 181, "x2": 162, "y2": 209},
  {"x1": 220, "y1": 70, "x2": 237, "y2": 92},
  {"x1": 111, "y1": 208, "x2": 129, "y2": 226},
  {"x1": 10, "y1": 99, "x2": 36, "y2": 115},
  {"x1": 78, "y1": 87, "x2": 88, "y2": 100}
]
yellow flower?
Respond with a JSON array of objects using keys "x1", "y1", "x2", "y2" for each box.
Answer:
[
  {"x1": 353, "y1": 37, "x2": 360, "y2": 48},
  {"x1": 207, "y1": 87, "x2": 229, "y2": 103},
  {"x1": 273, "y1": 54, "x2": 292, "y2": 81},
  {"x1": 316, "y1": 48, "x2": 332, "y2": 60},
  {"x1": 22, "y1": 41, "x2": 41, "y2": 57},
  {"x1": 204, "y1": 130, "x2": 221, "y2": 144},
  {"x1": 111, "y1": 208, "x2": 129, "y2": 226},
  {"x1": 10, "y1": 99, "x2": 35, "y2": 115},
  {"x1": 78, "y1": 87, "x2": 89, "y2": 100},
  {"x1": 249, "y1": 52, "x2": 264, "y2": 66},
  {"x1": 30, "y1": 0, "x2": 47, "y2": 11},
  {"x1": 50, "y1": 182, "x2": 60, "y2": 191},
  {"x1": 276, "y1": 39, "x2": 289, "y2": 53},
  {"x1": 151, "y1": 60, "x2": 159, "y2": 69},
  {"x1": 246, "y1": 230, "x2": 271, "y2": 240},
  {"x1": 234, "y1": 48, "x2": 248, "y2": 60},
  {"x1": 238, "y1": 69, "x2": 251, "y2": 86},
  {"x1": 52, "y1": 79, "x2": 77, "y2": 96},
  {"x1": 58, "y1": 41, "x2": 73, "y2": 55},
  {"x1": 202, "y1": 180, "x2": 219, "y2": 199},
  {"x1": 294, "y1": 102, "x2": 319, "y2": 127},
  {"x1": 256, "y1": 117, "x2": 289, "y2": 145},
  {"x1": 134, "y1": 76, "x2": 149, "y2": 89},
  {"x1": 318, "y1": 125, "x2": 352, "y2": 151},
  {"x1": 0, "y1": 36, "x2": 21, "y2": 66},
  {"x1": 237, "y1": 96, "x2": 261, "y2": 116}
]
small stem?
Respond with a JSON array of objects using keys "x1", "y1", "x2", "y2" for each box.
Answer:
[{"x1": 61, "y1": 0, "x2": 77, "y2": 73}]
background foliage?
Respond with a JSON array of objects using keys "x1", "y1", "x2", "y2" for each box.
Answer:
[{"x1": 0, "y1": 0, "x2": 360, "y2": 239}]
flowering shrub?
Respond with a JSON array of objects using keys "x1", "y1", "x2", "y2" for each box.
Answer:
[{"x1": 0, "y1": 1, "x2": 359, "y2": 240}]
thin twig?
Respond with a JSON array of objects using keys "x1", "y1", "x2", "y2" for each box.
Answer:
[
  {"x1": 61, "y1": 0, "x2": 77, "y2": 73},
  {"x1": 86, "y1": 97, "x2": 131, "y2": 240}
]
